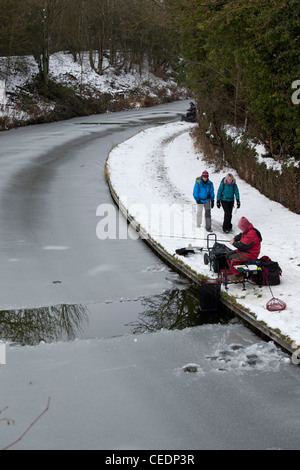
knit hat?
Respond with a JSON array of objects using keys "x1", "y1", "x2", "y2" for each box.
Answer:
[
  {"x1": 202, "y1": 171, "x2": 209, "y2": 178},
  {"x1": 238, "y1": 217, "x2": 251, "y2": 233}
]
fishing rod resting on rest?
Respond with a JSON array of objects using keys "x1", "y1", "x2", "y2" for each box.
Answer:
[
  {"x1": 150, "y1": 232, "x2": 232, "y2": 257},
  {"x1": 151, "y1": 232, "x2": 231, "y2": 244}
]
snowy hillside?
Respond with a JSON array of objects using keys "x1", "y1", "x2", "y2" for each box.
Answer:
[{"x1": 0, "y1": 51, "x2": 188, "y2": 130}]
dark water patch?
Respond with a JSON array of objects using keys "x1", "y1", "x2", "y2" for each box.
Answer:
[
  {"x1": 0, "y1": 304, "x2": 88, "y2": 346},
  {"x1": 0, "y1": 287, "x2": 233, "y2": 346},
  {"x1": 126, "y1": 288, "x2": 233, "y2": 335}
]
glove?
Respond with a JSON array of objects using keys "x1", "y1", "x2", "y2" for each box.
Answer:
[
  {"x1": 211, "y1": 200, "x2": 214, "y2": 209},
  {"x1": 217, "y1": 201, "x2": 221, "y2": 209},
  {"x1": 237, "y1": 201, "x2": 241, "y2": 209}
]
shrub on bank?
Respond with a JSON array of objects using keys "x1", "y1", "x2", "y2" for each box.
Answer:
[{"x1": 192, "y1": 124, "x2": 300, "y2": 215}]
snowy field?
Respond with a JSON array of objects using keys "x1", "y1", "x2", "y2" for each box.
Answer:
[{"x1": 107, "y1": 122, "x2": 300, "y2": 349}]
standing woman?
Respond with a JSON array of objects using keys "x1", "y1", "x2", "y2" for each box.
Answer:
[{"x1": 216, "y1": 173, "x2": 240, "y2": 233}]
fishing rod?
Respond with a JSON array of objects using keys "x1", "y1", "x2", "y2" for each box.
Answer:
[{"x1": 151, "y1": 233, "x2": 232, "y2": 243}]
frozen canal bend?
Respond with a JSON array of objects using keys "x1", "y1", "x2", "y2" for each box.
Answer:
[
  {"x1": 0, "y1": 102, "x2": 300, "y2": 450},
  {"x1": 0, "y1": 102, "x2": 201, "y2": 342}
]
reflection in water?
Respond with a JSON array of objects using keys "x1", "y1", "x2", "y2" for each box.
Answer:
[
  {"x1": 0, "y1": 288, "x2": 233, "y2": 346},
  {"x1": 0, "y1": 304, "x2": 88, "y2": 346},
  {"x1": 127, "y1": 288, "x2": 233, "y2": 335}
]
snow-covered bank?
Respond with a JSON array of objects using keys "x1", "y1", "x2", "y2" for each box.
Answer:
[
  {"x1": 106, "y1": 122, "x2": 300, "y2": 348},
  {"x1": 0, "y1": 52, "x2": 183, "y2": 101},
  {"x1": 0, "y1": 52, "x2": 187, "y2": 129}
]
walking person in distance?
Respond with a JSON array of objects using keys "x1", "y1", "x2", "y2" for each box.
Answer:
[
  {"x1": 193, "y1": 170, "x2": 215, "y2": 232},
  {"x1": 216, "y1": 173, "x2": 240, "y2": 233}
]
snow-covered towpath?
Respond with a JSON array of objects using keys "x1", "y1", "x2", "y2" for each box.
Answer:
[{"x1": 107, "y1": 122, "x2": 300, "y2": 348}]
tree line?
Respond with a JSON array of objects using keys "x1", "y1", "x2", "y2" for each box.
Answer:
[
  {"x1": 0, "y1": 0, "x2": 299, "y2": 162},
  {"x1": 165, "y1": 0, "x2": 300, "y2": 161},
  {"x1": 0, "y1": 0, "x2": 175, "y2": 85}
]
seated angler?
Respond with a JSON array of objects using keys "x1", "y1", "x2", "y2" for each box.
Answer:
[{"x1": 226, "y1": 216, "x2": 262, "y2": 281}]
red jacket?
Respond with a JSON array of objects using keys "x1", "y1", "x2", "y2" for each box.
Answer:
[{"x1": 233, "y1": 224, "x2": 261, "y2": 260}]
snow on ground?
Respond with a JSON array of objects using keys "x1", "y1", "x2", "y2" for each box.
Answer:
[
  {"x1": 223, "y1": 124, "x2": 298, "y2": 172},
  {"x1": 49, "y1": 52, "x2": 181, "y2": 99},
  {"x1": 107, "y1": 122, "x2": 300, "y2": 347},
  {"x1": 0, "y1": 52, "x2": 186, "y2": 127},
  {"x1": 0, "y1": 52, "x2": 182, "y2": 99}
]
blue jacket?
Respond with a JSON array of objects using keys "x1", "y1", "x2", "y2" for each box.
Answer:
[
  {"x1": 217, "y1": 178, "x2": 240, "y2": 202},
  {"x1": 193, "y1": 177, "x2": 215, "y2": 203}
]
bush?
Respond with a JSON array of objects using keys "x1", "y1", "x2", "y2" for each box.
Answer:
[{"x1": 193, "y1": 123, "x2": 300, "y2": 214}]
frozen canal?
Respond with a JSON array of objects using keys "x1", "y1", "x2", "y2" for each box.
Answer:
[
  {"x1": 0, "y1": 102, "x2": 201, "y2": 342},
  {"x1": 0, "y1": 102, "x2": 300, "y2": 450}
]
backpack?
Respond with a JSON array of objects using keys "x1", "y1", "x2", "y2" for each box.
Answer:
[
  {"x1": 220, "y1": 177, "x2": 236, "y2": 197},
  {"x1": 260, "y1": 256, "x2": 282, "y2": 286},
  {"x1": 209, "y1": 242, "x2": 232, "y2": 273},
  {"x1": 196, "y1": 177, "x2": 213, "y2": 191},
  {"x1": 251, "y1": 256, "x2": 282, "y2": 286}
]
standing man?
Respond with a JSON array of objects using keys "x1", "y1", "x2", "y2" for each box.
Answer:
[{"x1": 193, "y1": 170, "x2": 215, "y2": 232}]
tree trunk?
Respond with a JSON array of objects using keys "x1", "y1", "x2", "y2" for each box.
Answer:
[{"x1": 234, "y1": 64, "x2": 241, "y2": 127}]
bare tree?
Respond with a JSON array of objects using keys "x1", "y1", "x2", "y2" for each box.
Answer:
[{"x1": 17, "y1": 0, "x2": 66, "y2": 84}]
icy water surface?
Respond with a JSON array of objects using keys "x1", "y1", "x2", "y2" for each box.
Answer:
[
  {"x1": 1, "y1": 103, "x2": 300, "y2": 451},
  {"x1": 0, "y1": 279, "x2": 233, "y2": 345},
  {"x1": 0, "y1": 101, "x2": 233, "y2": 346}
]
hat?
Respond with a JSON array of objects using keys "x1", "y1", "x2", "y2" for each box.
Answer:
[
  {"x1": 202, "y1": 171, "x2": 209, "y2": 178},
  {"x1": 238, "y1": 217, "x2": 251, "y2": 233}
]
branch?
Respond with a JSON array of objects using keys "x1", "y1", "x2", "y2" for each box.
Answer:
[
  {"x1": 1, "y1": 397, "x2": 51, "y2": 451},
  {"x1": 0, "y1": 406, "x2": 14, "y2": 426}
]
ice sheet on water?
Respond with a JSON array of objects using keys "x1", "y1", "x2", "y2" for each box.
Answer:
[
  {"x1": 143, "y1": 264, "x2": 169, "y2": 273},
  {"x1": 42, "y1": 246, "x2": 70, "y2": 251},
  {"x1": 206, "y1": 341, "x2": 290, "y2": 373}
]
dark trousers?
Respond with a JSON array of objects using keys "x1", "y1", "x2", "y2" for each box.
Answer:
[{"x1": 221, "y1": 200, "x2": 234, "y2": 231}]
